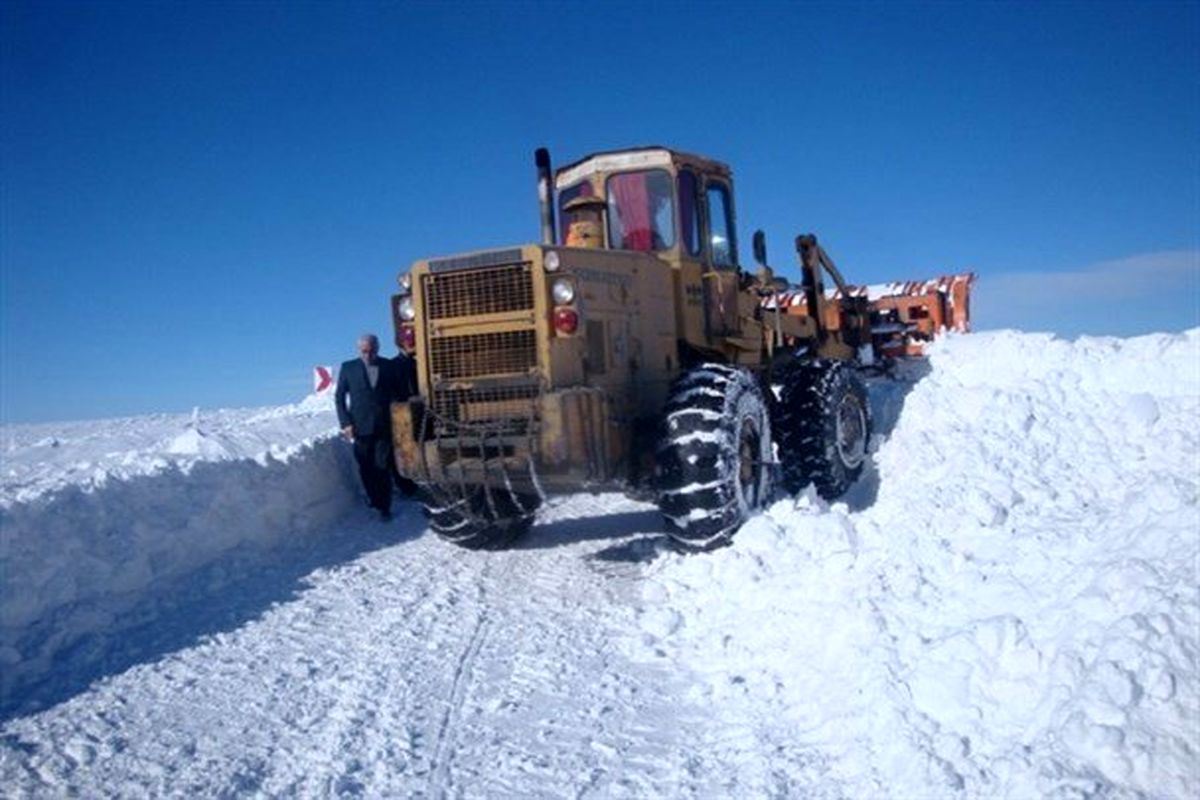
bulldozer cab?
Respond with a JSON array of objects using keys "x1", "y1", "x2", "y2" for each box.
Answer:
[{"x1": 552, "y1": 147, "x2": 743, "y2": 340}]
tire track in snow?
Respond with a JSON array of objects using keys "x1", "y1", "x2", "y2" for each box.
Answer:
[
  {"x1": 419, "y1": 495, "x2": 730, "y2": 798},
  {"x1": 426, "y1": 553, "x2": 507, "y2": 798},
  {"x1": 300, "y1": 552, "x2": 442, "y2": 795},
  {"x1": 1, "y1": 493, "x2": 774, "y2": 797},
  {"x1": 277, "y1": 521, "x2": 496, "y2": 797}
]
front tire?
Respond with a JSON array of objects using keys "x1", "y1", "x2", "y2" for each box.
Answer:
[
  {"x1": 775, "y1": 360, "x2": 871, "y2": 499},
  {"x1": 423, "y1": 487, "x2": 539, "y2": 549},
  {"x1": 655, "y1": 364, "x2": 774, "y2": 549}
]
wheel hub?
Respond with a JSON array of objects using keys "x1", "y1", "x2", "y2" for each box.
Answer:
[
  {"x1": 738, "y1": 416, "x2": 762, "y2": 507},
  {"x1": 835, "y1": 395, "x2": 867, "y2": 468}
]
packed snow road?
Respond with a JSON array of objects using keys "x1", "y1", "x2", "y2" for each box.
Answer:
[
  {"x1": 2, "y1": 329, "x2": 1198, "y2": 798},
  {"x1": 1, "y1": 495, "x2": 809, "y2": 798}
]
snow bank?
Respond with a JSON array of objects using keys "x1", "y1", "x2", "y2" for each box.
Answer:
[
  {"x1": 1, "y1": 393, "x2": 337, "y2": 507},
  {"x1": 0, "y1": 396, "x2": 360, "y2": 708},
  {"x1": 636, "y1": 329, "x2": 1200, "y2": 798}
]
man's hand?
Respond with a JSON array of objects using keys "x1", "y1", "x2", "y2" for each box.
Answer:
[{"x1": 341, "y1": 425, "x2": 355, "y2": 442}]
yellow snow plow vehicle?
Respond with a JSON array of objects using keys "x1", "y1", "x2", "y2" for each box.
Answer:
[{"x1": 389, "y1": 146, "x2": 973, "y2": 548}]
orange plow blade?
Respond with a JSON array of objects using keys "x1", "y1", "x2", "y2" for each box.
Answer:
[
  {"x1": 838, "y1": 273, "x2": 975, "y2": 357},
  {"x1": 766, "y1": 272, "x2": 975, "y2": 359}
]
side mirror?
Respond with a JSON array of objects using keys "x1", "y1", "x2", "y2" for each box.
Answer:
[{"x1": 752, "y1": 230, "x2": 768, "y2": 267}]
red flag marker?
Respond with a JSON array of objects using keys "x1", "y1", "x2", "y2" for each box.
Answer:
[{"x1": 313, "y1": 366, "x2": 334, "y2": 394}]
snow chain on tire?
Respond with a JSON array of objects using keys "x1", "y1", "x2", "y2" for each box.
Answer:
[
  {"x1": 654, "y1": 364, "x2": 774, "y2": 549},
  {"x1": 414, "y1": 392, "x2": 543, "y2": 550},
  {"x1": 421, "y1": 485, "x2": 539, "y2": 550},
  {"x1": 774, "y1": 360, "x2": 871, "y2": 500}
]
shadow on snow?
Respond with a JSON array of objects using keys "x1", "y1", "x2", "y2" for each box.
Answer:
[
  {"x1": 1, "y1": 503, "x2": 424, "y2": 723},
  {"x1": 839, "y1": 361, "x2": 931, "y2": 512},
  {"x1": 518, "y1": 509, "x2": 666, "y2": 551}
]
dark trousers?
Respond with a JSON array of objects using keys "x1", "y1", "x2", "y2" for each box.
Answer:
[
  {"x1": 391, "y1": 465, "x2": 418, "y2": 497},
  {"x1": 353, "y1": 434, "x2": 393, "y2": 511}
]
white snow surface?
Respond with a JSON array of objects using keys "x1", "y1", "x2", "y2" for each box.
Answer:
[
  {"x1": 0, "y1": 395, "x2": 355, "y2": 710},
  {"x1": 1, "y1": 329, "x2": 1197, "y2": 797},
  {"x1": 1, "y1": 393, "x2": 336, "y2": 508},
  {"x1": 639, "y1": 329, "x2": 1200, "y2": 798}
]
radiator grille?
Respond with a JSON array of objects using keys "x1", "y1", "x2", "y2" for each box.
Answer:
[
  {"x1": 420, "y1": 261, "x2": 540, "y2": 438},
  {"x1": 423, "y1": 263, "x2": 534, "y2": 320},
  {"x1": 428, "y1": 330, "x2": 537, "y2": 381},
  {"x1": 430, "y1": 384, "x2": 539, "y2": 436}
]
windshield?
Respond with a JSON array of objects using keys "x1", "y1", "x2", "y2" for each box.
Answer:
[{"x1": 606, "y1": 169, "x2": 675, "y2": 252}]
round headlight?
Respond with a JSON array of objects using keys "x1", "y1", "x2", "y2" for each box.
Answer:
[
  {"x1": 398, "y1": 296, "x2": 415, "y2": 321},
  {"x1": 398, "y1": 272, "x2": 413, "y2": 292},
  {"x1": 544, "y1": 251, "x2": 561, "y2": 272},
  {"x1": 551, "y1": 278, "x2": 575, "y2": 305}
]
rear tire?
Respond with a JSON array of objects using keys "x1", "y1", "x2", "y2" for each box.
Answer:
[
  {"x1": 655, "y1": 364, "x2": 773, "y2": 549},
  {"x1": 775, "y1": 360, "x2": 871, "y2": 499},
  {"x1": 423, "y1": 487, "x2": 539, "y2": 549}
]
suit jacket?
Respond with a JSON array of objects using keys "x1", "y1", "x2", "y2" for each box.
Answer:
[{"x1": 335, "y1": 356, "x2": 415, "y2": 436}]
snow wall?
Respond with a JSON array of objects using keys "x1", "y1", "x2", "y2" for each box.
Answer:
[
  {"x1": 0, "y1": 407, "x2": 360, "y2": 713},
  {"x1": 635, "y1": 329, "x2": 1200, "y2": 798}
]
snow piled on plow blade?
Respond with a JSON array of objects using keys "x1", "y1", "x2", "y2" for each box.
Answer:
[{"x1": 635, "y1": 328, "x2": 1200, "y2": 798}]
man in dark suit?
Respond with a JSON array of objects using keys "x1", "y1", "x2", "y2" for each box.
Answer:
[{"x1": 335, "y1": 333, "x2": 414, "y2": 520}]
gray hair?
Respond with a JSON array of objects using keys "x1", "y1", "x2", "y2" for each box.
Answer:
[{"x1": 357, "y1": 333, "x2": 379, "y2": 348}]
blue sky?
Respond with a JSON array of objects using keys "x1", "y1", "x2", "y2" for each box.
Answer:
[{"x1": 2, "y1": 0, "x2": 1197, "y2": 424}]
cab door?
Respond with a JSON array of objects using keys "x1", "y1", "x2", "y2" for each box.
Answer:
[
  {"x1": 702, "y1": 179, "x2": 740, "y2": 337},
  {"x1": 674, "y1": 168, "x2": 709, "y2": 345}
]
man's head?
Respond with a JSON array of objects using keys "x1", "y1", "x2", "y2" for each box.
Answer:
[{"x1": 357, "y1": 334, "x2": 380, "y2": 364}]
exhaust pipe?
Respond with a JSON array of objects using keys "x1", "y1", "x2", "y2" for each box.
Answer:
[{"x1": 535, "y1": 147, "x2": 557, "y2": 246}]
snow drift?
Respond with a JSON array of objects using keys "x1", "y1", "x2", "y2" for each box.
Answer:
[
  {"x1": 636, "y1": 329, "x2": 1200, "y2": 797},
  {"x1": 0, "y1": 397, "x2": 358, "y2": 713}
]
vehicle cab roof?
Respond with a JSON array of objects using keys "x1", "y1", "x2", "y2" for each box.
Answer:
[{"x1": 553, "y1": 146, "x2": 731, "y2": 189}]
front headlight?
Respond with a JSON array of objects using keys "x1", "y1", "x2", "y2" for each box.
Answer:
[
  {"x1": 398, "y1": 272, "x2": 413, "y2": 293},
  {"x1": 544, "y1": 251, "x2": 561, "y2": 272},
  {"x1": 551, "y1": 278, "x2": 575, "y2": 305},
  {"x1": 398, "y1": 296, "x2": 415, "y2": 321}
]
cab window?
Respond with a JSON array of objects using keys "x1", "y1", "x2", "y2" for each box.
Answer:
[
  {"x1": 606, "y1": 170, "x2": 676, "y2": 252},
  {"x1": 678, "y1": 170, "x2": 701, "y2": 256},
  {"x1": 557, "y1": 181, "x2": 593, "y2": 243},
  {"x1": 706, "y1": 183, "x2": 736, "y2": 267}
]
